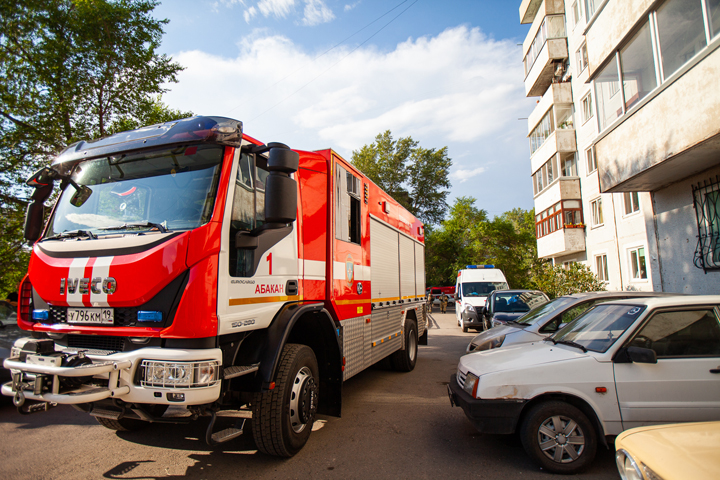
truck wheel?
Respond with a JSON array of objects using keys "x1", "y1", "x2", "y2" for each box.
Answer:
[
  {"x1": 95, "y1": 404, "x2": 168, "y2": 431},
  {"x1": 252, "y1": 344, "x2": 319, "y2": 457},
  {"x1": 519, "y1": 401, "x2": 597, "y2": 474},
  {"x1": 390, "y1": 319, "x2": 418, "y2": 372}
]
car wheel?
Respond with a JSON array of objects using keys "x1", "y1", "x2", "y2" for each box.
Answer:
[
  {"x1": 252, "y1": 344, "x2": 319, "y2": 457},
  {"x1": 462, "y1": 323, "x2": 468, "y2": 333},
  {"x1": 519, "y1": 401, "x2": 597, "y2": 474},
  {"x1": 390, "y1": 319, "x2": 418, "y2": 372}
]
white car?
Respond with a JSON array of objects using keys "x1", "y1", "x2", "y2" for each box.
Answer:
[{"x1": 448, "y1": 295, "x2": 720, "y2": 474}]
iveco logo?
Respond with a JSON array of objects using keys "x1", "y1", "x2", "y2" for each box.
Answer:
[{"x1": 60, "y1": 277, "x2": 117, "y2": 295}]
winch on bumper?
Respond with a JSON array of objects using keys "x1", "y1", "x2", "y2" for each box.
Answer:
[{"x1": 2, "y1": 338, "x2": 223, "y2": 407}]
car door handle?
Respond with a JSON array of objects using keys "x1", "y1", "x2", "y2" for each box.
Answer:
[{"x1": 711, "y1": 368, "x2": 720, "y2": 374}]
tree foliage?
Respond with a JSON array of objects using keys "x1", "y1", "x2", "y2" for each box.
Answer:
[
  {"x1": 351, "y1": 131, "x2": 451, "y2": 225},
  {"x1": 529, "y1": 262, "x2": 607, "y2": 299},
  {"x1": 0, "y1": 0, "x2": 188, "y2": 298},
  {"x1": 425, "y1": 198, "x2": 544, "y2": 289}
]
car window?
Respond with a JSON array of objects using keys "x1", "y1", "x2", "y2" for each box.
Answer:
[
  {"x1": 628, "y1": 308, "x2": 720, "y2": 357},
  {"x1": 517, "y1": 297, "x2": 576, "y2": 326},
  {"x1": 541, "y1": 297, "x2": 624, "y2": 333}
]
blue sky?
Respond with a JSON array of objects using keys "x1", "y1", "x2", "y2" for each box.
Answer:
[{"x1": 154, "y1": 0, "x2": 535, "y2": 218}]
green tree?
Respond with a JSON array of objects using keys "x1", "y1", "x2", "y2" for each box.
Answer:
[
  {"x1": 351, "y1": 130, "x2": 451, "y2": 225},
  {"x1": 530, "y1": 262, "x2": 607, "y2": 299},
  {"x1": 0, "y1": 0, "x2": 186, "y2": 298}
]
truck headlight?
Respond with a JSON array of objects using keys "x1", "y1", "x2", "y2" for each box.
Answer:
[
  {"x1": 615, "y1": 449, "x2": 645, "y2": 480},
  {"x1": 463, "y1": 372, "x2": 480, "y2": 398},
  {"x1": 465, "y1": 305, "x2": 476, "y2": 313},
  {"x1": 467, "y1": 335, "x2": 505, "y2": 353},
  {"x1": 140, "y1": 360, "x2": 219, "y2": 388}
]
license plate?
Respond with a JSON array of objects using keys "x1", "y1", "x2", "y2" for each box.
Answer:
[{"x1": 67, "y1": 308, "x2": 114, "y2": 325}]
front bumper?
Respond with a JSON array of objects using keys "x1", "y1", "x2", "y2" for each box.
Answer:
[
  {"x1": 461, "y1": 310, "x2": 485, "y2": 329},
  {"x1": 2, "y1": 346, "x2": 222, "y2": 406},
  {"x1": 447, "y1": 374, "x2": 526, "y2": 435}
]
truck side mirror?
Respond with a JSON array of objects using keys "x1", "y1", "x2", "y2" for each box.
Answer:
[
  {"x1": 265, "y1": 146, "x2": 299, "y2": 224},
  {"x1": 24, "y1": 169, "x2": 55, "y2": 242}
]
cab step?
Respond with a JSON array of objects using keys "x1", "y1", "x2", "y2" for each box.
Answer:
[
  {"x1": 222, "y1": 363, "x2": 259, "y2": 379},
  {"x1": 206, "y1": 411, "x2": 246, "y2": 446}
]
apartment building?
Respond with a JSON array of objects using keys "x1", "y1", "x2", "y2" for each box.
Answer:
[{"x1": 520, "y1": 0, "x2": 720, "y2": 293}]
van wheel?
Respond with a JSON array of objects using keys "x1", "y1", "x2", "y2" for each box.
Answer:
[
  {"x1": 252, "y1": 344, "x2": 319, "y2": 457},
  {"x1": 519, "y1": 401, "x2": 597, "y2": 474},
  {"x1": 390, "y1": 319, "x2": 418, "y2": 372}
]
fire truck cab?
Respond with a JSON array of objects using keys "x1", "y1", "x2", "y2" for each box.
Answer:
[{"x1": 2, "y1": 116, "x2": 427, "y2": 456}]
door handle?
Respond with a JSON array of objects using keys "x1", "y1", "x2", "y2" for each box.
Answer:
[{"x1": 711, "y1": 368, "x2": 720, "y2": 374}]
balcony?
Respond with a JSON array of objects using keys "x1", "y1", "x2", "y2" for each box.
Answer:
[
  {"x1": 525, "y1": 40, "x2": 568, "y2": 97},
  {"x1": 519, "y1": 0, "x2": 543, "y2": 24},
  {"x1": 596, "y1": 48, "x2": 720, "y2": 193},
  {"x1": 535, "y1": 177, "x2": 581, "y2": 211},
  {"x1": 531, "y1": 129, "x2": 576, "y2": 174},
  {"x1": 538, "y1": 227, "x2": 586, "y2": 259},
  {"x1": 528, "y1": 82, "x2": 573, "y2": 137}
]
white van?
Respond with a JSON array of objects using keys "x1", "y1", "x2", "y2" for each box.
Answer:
[{"x1": 455, "y1": 265, "x2": 508, "y2": 332}]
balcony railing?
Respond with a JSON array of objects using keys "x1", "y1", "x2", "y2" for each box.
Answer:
[{"x1": 524, "y1": 15, "x2": 566, "y2": 77}]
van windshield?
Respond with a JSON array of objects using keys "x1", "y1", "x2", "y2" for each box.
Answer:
[{"x1": 461, "y1": 282, "x2": 508, "y2": 297}]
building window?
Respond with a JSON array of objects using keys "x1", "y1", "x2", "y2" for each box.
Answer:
[
  {"x1": 629, "y1": 246, "x2": 648, "y2": 279},
  {"x1": 571, "y1": 1, "x2": 582, "y2": 27},
  {"x1": 624, "y1": 192, "x2": 640, "y2": 215},
  {"x1": 591, "y1": 197, "x2": 604, "y2": 226},
  {"x1": 586, "y1": 146, "x2": 597, "y2": 173},
  {"x1": 657, "y1": 0, "x2": 707, "y2": 80},
  {"x1": 692, "y1": 175, "x2": 720, "y2": 271},
  {"x1": 585, "y1": 0, "x2": 602, "y2": 18},
  {"x1": 530, "y1": 109, "x2": 555, "y2": 155},
  {"x1": 710, "y1": 0, "x2": 720, "y2": 39},
  {"x1": 535, "y1": 200, "x2": 583, "y2": 238},
  {"x1": 562, "y1": 153, "x2": 578, "y2": 177},
  {"x1": 524, "y1": 15, "x2": 567, "y2": 76},
  {"x1": 595, "y1": 254, "x2": 609, "y2": 281},
  {"x1": 581, "y1": 93, "x2": 594, "y2": 123},
  {"x1": 592, "y1": 0, "x2": 718, "y2": 132},
  {"x1": 576, "y1": 43, "x2": 588, "y2": 72},
  {"x1": 532, "y1": 156, "x2": 558, "y2": 195},
  {"x1": 620, "y1": 21, "x2": 658, "y2": 111}
]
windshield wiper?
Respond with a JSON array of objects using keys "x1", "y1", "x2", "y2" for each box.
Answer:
[
  {"x1": 45, "y1": 229, "x2": 97, "y2": 240},
  {"x1": 552, "y1": 339, "x2": 588, "y2": 352},
  {"x1": 98, "y1": 221, "x2": 168, "y2": 233}
]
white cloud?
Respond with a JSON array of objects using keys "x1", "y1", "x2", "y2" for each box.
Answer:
[
  {"x1": 344, "y1": 1, "x2": 360, "y2": 12},
  {"x1": 257, "y1": 0, "x2": 296, "y2": 18},
  {"x1": 244, "y1": 5, "x2": 257, "y2": 22},
  {"x1": 302, "y1": 0, "x2": 334, "y2": 26},
  {"x1": 163, "y1": 25, "x2": 535, "y2": 213},
  {"x1": 451, "y1": 167, "x2": 486, "y2": 183}
]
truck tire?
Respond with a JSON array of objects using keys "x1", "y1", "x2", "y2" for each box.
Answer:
[
  {"x1": 390, "y1": 319, "x2": 417, "y2": 372},
  {"x1": 519, "y1": 401, "x2": 597, "y2": 474},
  {"x1": 95, "y1": 404, "x2": 168, "y2": 431},
  {"x1": 251, "y1": 344, "x2": 319, "y2": 457}
]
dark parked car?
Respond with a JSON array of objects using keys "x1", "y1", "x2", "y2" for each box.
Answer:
[
  {"x1": 466, "y1": 290, "x2": 676, "y2": 353},
  {"x1": 479, "y1": 289, "x2": 549, "y2": 329}
]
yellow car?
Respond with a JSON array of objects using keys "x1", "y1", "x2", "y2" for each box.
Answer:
[{"x1": 615, "y1": 421, "x2": 720, "y2": 480}]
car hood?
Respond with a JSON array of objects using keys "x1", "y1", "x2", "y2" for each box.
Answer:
[
  {"x1": 616, "y1": 422, "x2": 720, "y2": 480},
  {"x1": 492, "y1": 312, "x2": 524, "y2": 322},
  {"x1": 468, "y1": 324, "x2": 520, "y2": 344},
  {"x1": 459, "y1": 341, "x2": 588, "y2": 376},
  {"x1": 460, "y1": 296, "x2": 488, "y2": 308}
]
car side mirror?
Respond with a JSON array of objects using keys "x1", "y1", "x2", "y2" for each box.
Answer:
[{"x1": 627, "y1": 346, "x2": 657, "y2": 364}]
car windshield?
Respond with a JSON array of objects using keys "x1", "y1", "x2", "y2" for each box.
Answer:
[
  {"x1": 46, "y1": 144, "x2": 224, "y2": 237},
  {"x1": 493, "y1": 291, "x2": 547, "y2": 313},
  {"x1": 461, "y1": 282, "x2": 508, "y2": 297},
  {"x1": 550, "y1": 304, "x2": 647, "y2": 353},
  {"x1": 516, "y1": 297, "x2": 576, "y2": 325}
]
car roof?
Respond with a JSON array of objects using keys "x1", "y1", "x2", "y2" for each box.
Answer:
[
  {"x1": 584, "y1": 294, "x2": 720, "y2": 308},
  {"x1": 559, "y1": 290, "x2": 679, "y2": 300},
  {"x1": 492, "y1": 289, "x2": 544, "y2": 295}
]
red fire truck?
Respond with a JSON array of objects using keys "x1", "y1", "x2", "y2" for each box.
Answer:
[{"x1": 2, "y1": 116, "x2": 427, "y2": 456}]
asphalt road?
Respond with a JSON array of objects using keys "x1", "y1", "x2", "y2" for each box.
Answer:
[{"x1": 0, "y1": 309, "x2": 619, "y2": 479}]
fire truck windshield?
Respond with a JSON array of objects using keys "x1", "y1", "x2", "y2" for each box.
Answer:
[{"x1": 46, "y1": 144, "x2": 224, "y2": 237}]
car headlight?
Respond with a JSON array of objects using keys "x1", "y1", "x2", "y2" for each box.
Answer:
[
  {"x1": 465, "y1": 305, "x2": 476, "y2": 313},
  {"x1": 140, "y1": 360, "x2": 219, "y2": 388},
  {"x1": 462, "y1": 372, "x2": 480, "y2": 398},
  {"x1": 467, "y1": 335, "x2": 505, "y2": 353},
  {"x1": 616, "y1": 449, "x2": 646, "y2": 480}
]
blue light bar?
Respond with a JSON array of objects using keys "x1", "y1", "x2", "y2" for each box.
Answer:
[
  {"x1": 465, "y1": 265, "x2": 495, "y2": 269},
  {"x1": 138, "y1": 311, "x2": 163, "y2": 322},
  {"x1": 33, "y1": 309, "x2": 49, "y2": 321}
]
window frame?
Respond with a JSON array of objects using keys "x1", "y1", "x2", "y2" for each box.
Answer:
[
  {"x1": 623, "y1": 191, "x2": 641, "y2": 216},
  {"x1": 628, "y1": 245, "x2": 649, "y2": 281},
  {"x1": 586, "y1": 146, "x2": 597, "y2": 174},
  {"x1": 581, "y1": 92, "x2": 594, "y2": 124},
  {"x1": 595, "y1": 253, "x2": 609, "y2": 281},
  {"x1": 590, "y1": 197, "x2": 604, "y2": 227},
  {"x1": 576, "y1": 42, "x2": 589, "y2": 73}
]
